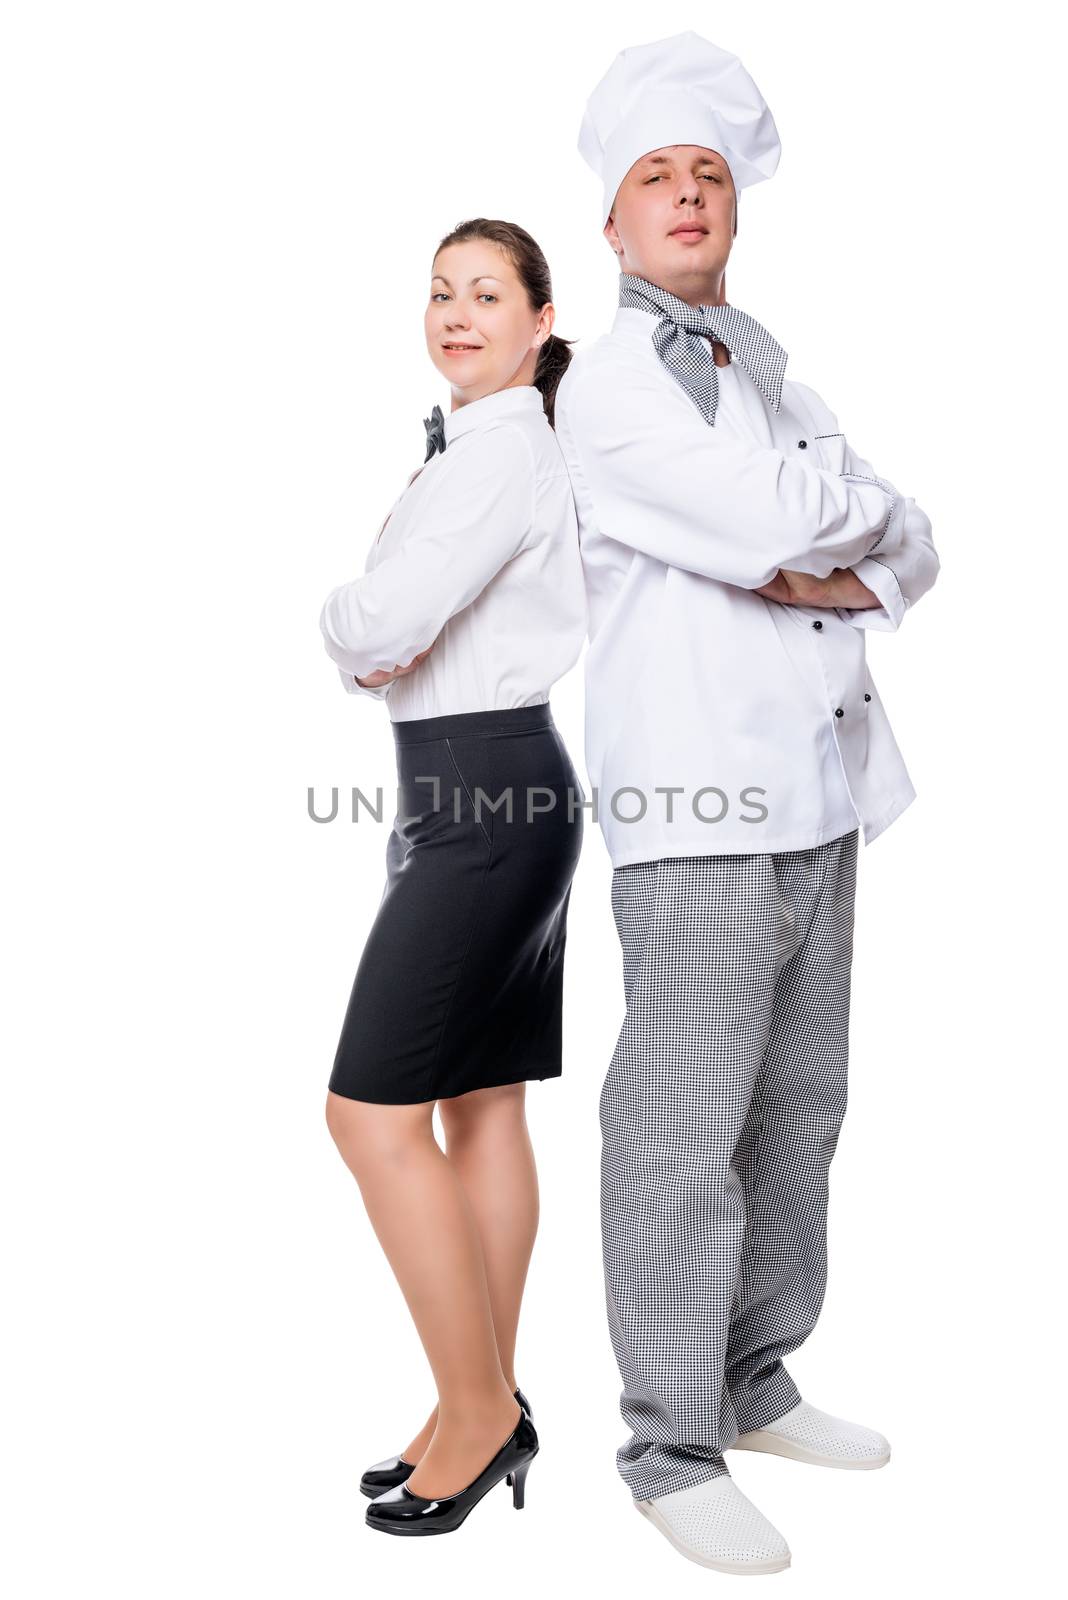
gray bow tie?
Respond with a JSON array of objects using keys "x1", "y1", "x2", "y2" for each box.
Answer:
[
  {"x1": 423, "y1": 403, "x2": 447, "y2": 461},
  {"x1": 618, "y1": 272, "x2": 788, "y2": 426}
]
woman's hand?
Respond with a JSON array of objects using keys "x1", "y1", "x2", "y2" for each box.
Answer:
[{"x1": 354, "y1": 641, "x2": 436, "y2": 689}]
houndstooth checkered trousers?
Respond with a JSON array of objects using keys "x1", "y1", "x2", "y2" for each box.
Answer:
[
  {"x1": 600, "y1": 828, "x2": 859, "y2": 1502},
  {"x1": 618, "y1": 272, "x2": 788, "y2": 426}
]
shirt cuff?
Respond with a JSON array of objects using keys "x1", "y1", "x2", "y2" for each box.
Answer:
[
  {"x1": 337, "y1": 666, "x2": 391, "y2": 699},
  {"x1": 862, "y1": 481, "x2": 907, "y2": 557},
  {"x1": 834, "y1": 556, "x2": 907, "y2": 631}
]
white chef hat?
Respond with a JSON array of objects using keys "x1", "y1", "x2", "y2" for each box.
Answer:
[{"x1": 578, "y1": 30, "x2": 782, "y2": 227}]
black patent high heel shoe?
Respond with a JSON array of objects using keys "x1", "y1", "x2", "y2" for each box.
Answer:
[
  {"x1": 365, "y1": 1404, "x2": 538, "y2": 1536},
  {"x1": 358, "y1": 1387, "x2": 532, "y2": 1498}
]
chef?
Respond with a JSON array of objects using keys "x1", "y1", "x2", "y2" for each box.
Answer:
[{"x1": 552, "y1": 29, "x2": 939, "y2": 1576}]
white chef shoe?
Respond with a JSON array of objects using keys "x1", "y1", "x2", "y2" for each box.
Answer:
[
  {"x1": 634, "y1": 1472, "x2": 791, "y2": 1575},
  {"x1": 731, "y1": 1400, "x2": 890, "y2": 1470}
]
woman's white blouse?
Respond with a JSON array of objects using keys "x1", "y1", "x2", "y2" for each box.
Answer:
[
  {"x1": 319, "y1": 385, "x2": 586, "y2": 721},
  {"x1": 552, "y1": 305, "x2": 940, "y2": 869}
]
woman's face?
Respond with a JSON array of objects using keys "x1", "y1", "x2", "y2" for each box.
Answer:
[{"x1": 425, "y1": 240, "x2": 552, "y2": 404}]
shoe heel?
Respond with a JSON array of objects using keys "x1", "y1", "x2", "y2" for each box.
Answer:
[{"x1": 510, "y1": 1458, "x2": 531, "y2": 1510}]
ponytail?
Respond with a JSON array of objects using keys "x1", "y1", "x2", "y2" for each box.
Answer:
[{"x1": 533, "y1": 333, "x2": 576, "y2": 427}]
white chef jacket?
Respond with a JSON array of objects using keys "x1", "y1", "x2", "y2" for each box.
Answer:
[
  {"x1": 552, "y1": 304, "x2": 940, "y2": 868},
  {"x1": 319, "y1": 385, "x2": 586, "y2": 719}
]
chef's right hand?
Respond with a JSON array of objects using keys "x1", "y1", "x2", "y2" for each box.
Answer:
[{"x1": 355, "y1": 642, "x2": 436, "y2": 689}]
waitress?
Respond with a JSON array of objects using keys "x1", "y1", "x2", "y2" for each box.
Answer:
[{"x1": 319, "y1": 218, "x2": 587, "y2": 1538}]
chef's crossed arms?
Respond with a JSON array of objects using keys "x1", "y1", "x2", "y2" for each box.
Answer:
[{"x1": 353, "y1": 558, "x2": 879, "y2": 689}]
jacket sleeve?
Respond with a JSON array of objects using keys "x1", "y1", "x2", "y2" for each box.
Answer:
[
  {"x1": 799, "y1": 399, "x2": 941, "y2": 633},
  {"x1": 319, "y1": 425, "x2": 535, "y2": 680},
  {"x1": 559, "y1": 361, "x2": 909, "y2": 589},
  {"x1": 834, "y1": 508, "x2": 941, "y2": 631}
]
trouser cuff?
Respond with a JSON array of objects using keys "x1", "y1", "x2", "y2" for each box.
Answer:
[{"x1": 730, "y1": 1364, "x2": 802, "y2": 1436}]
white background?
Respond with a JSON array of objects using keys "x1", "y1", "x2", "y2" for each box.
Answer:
[{"x1": 2, "y1": 1, "x2": 1062, "y2": 1593}]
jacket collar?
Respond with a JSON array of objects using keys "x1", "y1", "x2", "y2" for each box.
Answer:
[
  {"x1": 609, "y1": 304, "x2": 753, "y2": 379},
  {"x1": 610, "y1": 303, "x2": 670, "y2": 348},
  {"x1": 442, "y1": 384, "x2": 542, "y2": 445},
  {"x1": 610, "y1": 302, "x2": 746, "y2": 356}
]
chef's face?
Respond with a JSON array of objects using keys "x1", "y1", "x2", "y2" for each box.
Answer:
[
  {"x1": 426, "y1": 240, "x2": 552, "y2": 404},
  {"x1": 604, "y1": 145, "x2": 737, "y2": 305}
]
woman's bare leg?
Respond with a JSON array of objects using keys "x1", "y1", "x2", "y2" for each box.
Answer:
[
  {"x1": 439, "y1": 1082, "x2": 539, "y2": 1390},
  {"x1": 394, "y1": 1081, "x2": 540, "y2": 1463},
  {"x1": 325, "y1": 1089, "x2": 520, "y2": 1496}
]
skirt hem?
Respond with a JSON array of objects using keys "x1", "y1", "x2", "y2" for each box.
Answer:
[{"x1": 325, "y1": 1061, "x2": 563, "y2": 1107}]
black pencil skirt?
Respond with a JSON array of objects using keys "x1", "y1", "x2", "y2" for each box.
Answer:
[{"x1": 327, "y1": 702, "x2": 585, "y2": 1104}]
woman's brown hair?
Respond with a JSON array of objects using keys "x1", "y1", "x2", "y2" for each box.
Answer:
[{"x1": 434, "y1": 218, "x2": 575, "y2": 427}]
